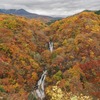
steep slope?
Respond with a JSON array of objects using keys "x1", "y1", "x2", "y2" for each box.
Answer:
[
  {"x1": 43, "y1": 12, "x2": 100, "y2": 99},
  {"x1": 43, "y1": 12, "x2": 100, "y2": 70},
  {"x1": 0, "y1": 14, "x2": 49, "y2": 97}
]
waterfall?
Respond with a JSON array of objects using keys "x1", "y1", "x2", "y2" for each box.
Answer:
[
  {"x1": 36, "y1": 70, "x2": 47, "y2": 100},
  {"x1": 49, "y1": 42, "x2": 53, "y2": 52},
  {"x1": 28, "y1": 70, "x2": 47, "y2": 100}
]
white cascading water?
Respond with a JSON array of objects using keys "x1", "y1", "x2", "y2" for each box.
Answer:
[
  {"x1": 28, "y1": 70, "x2": 47, "y2": 100},
  {"x1": 36, "y1": 70, "x2": 47, "y2": 100},
  {"x1": 49, "y1": 42, "x2": 53, "y2": 53}
]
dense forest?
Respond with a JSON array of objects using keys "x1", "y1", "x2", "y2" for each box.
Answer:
[{"x1": 0, "y1": 11, "x2": 100, "y2": 100}]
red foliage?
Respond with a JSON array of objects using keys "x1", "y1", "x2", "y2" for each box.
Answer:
[
  {"x1": 80, "y1": 60, "x2": 100, "y2": 98},
  {"x1": 80, "y1": 60, "x2": 100, "y2": 82}
]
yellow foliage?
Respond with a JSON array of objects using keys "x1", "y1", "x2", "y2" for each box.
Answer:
[
  {"x1": 82, "y1": 56, "x2": 86, "y2": 62},
  {"x1": 46, "y1": 86, "x2": 64, "y2": 100},
  {"x1": 46, "y1": 86, "x2": 93, "y2": 100},
  {"x1": 62, "y1": 39, "x2": 67, "y2": 46},
  {"x1": 70, "y1": 56, "x2": 74, "y2": 59},
  {"x1": 68, "y1": 63, "x2": 84, "y2": 77},
  {"x1": 32, "y1": 72, "x2": 38, "y2": 81},
  {"x1": 90, "y1": 50, "x2": 95, "y2": 58},
  {"x1": 54, "y1": 47, "x2": 64, "y2": 54},
  {"x1": 88, "y1": 38, "x2": 93, "y2": 42},
  {"x1": 13, "y1": 83, "x2": 19, "y2": 89}
]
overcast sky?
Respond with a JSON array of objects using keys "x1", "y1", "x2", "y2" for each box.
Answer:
[{"x1": 0, "y1": 0, "x2": 100, "y2": 17}]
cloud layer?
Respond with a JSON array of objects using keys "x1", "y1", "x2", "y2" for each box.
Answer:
[{"x1": 0, "y1": 0, "x2": 100, "y2": 17}]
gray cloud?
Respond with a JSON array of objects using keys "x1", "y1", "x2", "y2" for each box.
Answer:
[{"x1": 0, "y1": 0, "x2": 100, "y2": 17}]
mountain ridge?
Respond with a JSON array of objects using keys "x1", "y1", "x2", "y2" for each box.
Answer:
[{"x1": 0, "y1": 9, "x2": 62, "y2": 23}]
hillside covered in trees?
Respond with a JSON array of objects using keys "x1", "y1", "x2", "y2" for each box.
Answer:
[{"x1": 0, "y1": 12, "x2": 100, "y2": 99}]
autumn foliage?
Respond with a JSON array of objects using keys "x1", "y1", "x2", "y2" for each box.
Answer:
[{"x1": 0, "y1": 12, "x2": 100, "y2": 99}]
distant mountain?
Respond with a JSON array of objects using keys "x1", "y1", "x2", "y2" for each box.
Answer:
[
  {"x1": 0, "y1": 9, "x2": 50, "y2": 18},
  {"x1": 0, "y1": 9, "x2": 61, "y2": 22}
]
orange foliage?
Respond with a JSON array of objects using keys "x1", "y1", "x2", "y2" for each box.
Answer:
[{"x1": 0, "y1": 12, "x2": 100, "y2": 99}]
